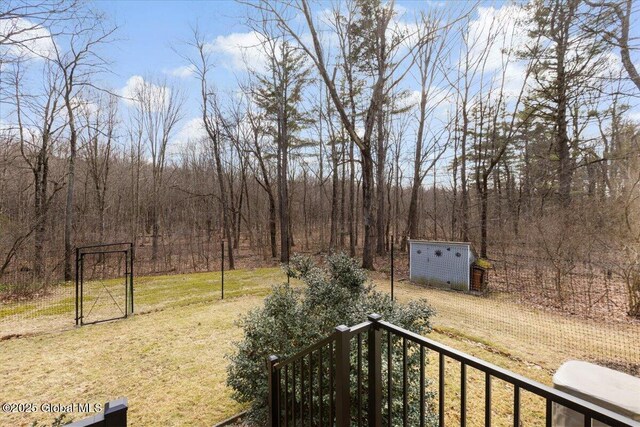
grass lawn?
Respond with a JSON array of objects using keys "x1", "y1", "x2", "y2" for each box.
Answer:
[
  {"x1": 0, "y1": 297, "x2": 264, "y2": 426},
  {"x1": 0, "y1": 267, "x2": 282, "y2": 337},
  {"x1": 1, "y1": 268, "x2": 636, "y2": 426},
  {"x1": 373, "y1": 278, "x2": 639, "y2": 372}
]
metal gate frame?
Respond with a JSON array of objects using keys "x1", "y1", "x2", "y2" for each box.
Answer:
[{"x1": 75, "y1": 242, "x2": 134, "y2": 326}]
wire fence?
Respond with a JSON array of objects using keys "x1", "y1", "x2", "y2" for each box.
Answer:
[
  {"x1": 0, "y1": 239, "x2": 261, "y2": 337},
  {"x1": 380, "y1": 244, "x2": 640, "y2": 378},
  {"x1": 2, "y1": 239, "x2": 639, "y2": 380}
]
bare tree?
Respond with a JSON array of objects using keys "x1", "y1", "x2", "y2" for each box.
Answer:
[
  {"x1": 12, "y1": 61, "x2": 65, "y2": 280},
  {"x1": 0, "y1": 0, "x2": 80, "y2": 63},
  {"x1": 586, "y1": 0, "x2": 640, "y2": 92},
  {"x1": 49, "y1": 9, "x2": 116, "y2": 281},
  {"x1": 82, "y1": 92, "x2": 118, "y2": 243},
  {"x1": 186, "y1": 30, "x2": 235, "y2": 269},
  {"x1": 251, "y1": 0, "x2": 432, "y2": 268},
  {"x1": 131, "y1": 77, "x2": 184, "y2": 269},
  {"x1": 403, "y1": 13, "x2": 451, "y2": 250},
  {"x1": 244, "y1": 104, "x2": 278, "y2": 258}
]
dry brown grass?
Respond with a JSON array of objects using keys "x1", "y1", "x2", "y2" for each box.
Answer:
[
  {"x1": 2, "y1": 269, "x2": 636, "y2": 427},
  {"x1": 0, "y1": 296, "x2": 266, "y2": 426},
  {"x1": 374, "y1": 278, "x2": 639, "y2": 372}
]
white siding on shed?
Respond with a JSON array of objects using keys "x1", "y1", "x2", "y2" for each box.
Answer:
[{"x1": 409, "y1": 241, "x2": 476, "y2": 291}]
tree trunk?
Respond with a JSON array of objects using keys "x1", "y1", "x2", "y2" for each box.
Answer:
[
  {"x1": 618, "y1": 0, "x2": 640, "y2": 92},
  {"x1": 556, "y1": 54, "x2": 572, "y2": 208},
  {"x1": 461, "y1": 107, "x2": 470, "y2": 241},
  {"x1": 63, "y1": 98, "x2": 77, "y2": 282},
  {"x1": 362, "y1": 148, "x2": 374, "y2": 269},
  {"x1": 212, "y1": 137, "x2": 235, "y2": 269},
  {"x1": 479, "y1": 177, "x2": 489, "y2": 258},
  {"x1": 33, "y1": 141, "x2": 48, "y2": 281},
  {"x1": 278, "y1": 122, "x2": 290, "y2": 263},
  {"x1": 375, "y1": 109, "x2": 386, "y2": 256},
  {"x1": 555, "y1": 2, "x2": 572, "y2": 209},
  {"x1": 330, "y1": 134, "x2": 339, "y2": 249}
]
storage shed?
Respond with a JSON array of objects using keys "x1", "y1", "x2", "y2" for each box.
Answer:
[{"x1": 409, "y1": 240, "x2": 477, "y2": 291}]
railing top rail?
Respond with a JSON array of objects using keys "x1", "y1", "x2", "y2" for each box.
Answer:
[
  {"x1": 377, "y1": 320, "x2": 640, "y2": 427},
  {"x1": 77, "y1": 242, "x2": 133, "y2": 252},
  {"x1": 348, "y1": 320, "x2": 372, "y2": 336},
  {"x1": 273, "y1": 332, "x2": 337, "y2": 369},
  {"x1": 80, "y1": 249, "x2": 130, "y2": 256}
]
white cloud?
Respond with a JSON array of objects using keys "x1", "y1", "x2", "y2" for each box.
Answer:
[
  {"x1": 467, "y1": 5, "x2": 530, "y2": 72},
  {"x1": 502, "y1": 61, "x2": 527, "y2": 98},
  {"x1": 168, "y1": 117, "x2": 207, "y2": 158},
  {"x1": 166, "y1": 65, "x2": 195, "y2": 78},
  {"x1": 628, "y1": 110, "x2": 640, "y2": 123},
  {"x1": 0, "y1": 17, "x2": 55, "y2": 60},
  {"x1": 119, "y1": 75, "x2": 170, "y2": 110},
  {"x1": 175, "y1": 117, "x2": 206, "y2": 144},
  {"x1": 205, "y1": 31, "x2": 267, "y2": 72}
]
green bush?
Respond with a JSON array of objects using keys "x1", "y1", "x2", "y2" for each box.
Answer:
[{"x1": 227, "y1": 252, "x2": 436, "y2": 425}]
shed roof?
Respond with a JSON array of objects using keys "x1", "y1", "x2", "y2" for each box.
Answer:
[
  {"x1": 408, "y1": 240, "x2": 478, "y2": 259},
  {"x1": 408, "y1": 240, "x2": 473, "y2": 246}
]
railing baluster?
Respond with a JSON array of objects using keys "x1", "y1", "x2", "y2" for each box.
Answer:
[
  {"x1": 301, "y1": 356, "x2": 304, "y2": 425},
  {"x1": 513, "y1": 385, "x2": 520, "y2": 427},
  {"x1": 584, "y1": 414, "x2": 591, "y2": 427},
  {"x1": 318, "y1": 347, "x2": 323, "y2": 427},
  {"x1": 357, "y1": 333, "x2": 362, "y2": 427},
  {"x1": 293, "y1": 360, "x2": 297, "y2": 427},
  {"x1": 285, "y1": 365, "x2": 289, "y2": 427},
  {"x1": 329, "y1": 341, "x2": 335, "y2": 426},
  {"x1": 485, "y1": 372, "x2": 491, "y2": 427},
  {"x1": 460, "y1": 362, "x2": 466, "y2": 427},
  {"x1": 420, "y1": 346, "x2": 425, "y2": 427},
  {"x1": 545, "y1": 399, "x2": 552, "y2": 427},
  {"x1": 403, "y1": 338, "x2": 408, "y2": 427},
  {"x1": 309, "y1": 351, "x2": 313, "y2": 427},
  {"x1": 439, "y1": 352, "x2": 445, "y2": 427},
  {"x1": 387, "y1": 332, "x2": 393, "y2": 426}
]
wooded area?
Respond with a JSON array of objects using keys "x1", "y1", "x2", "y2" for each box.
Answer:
[{"x1": 1, "y1": 0, "x2": 639, "y2": 316}]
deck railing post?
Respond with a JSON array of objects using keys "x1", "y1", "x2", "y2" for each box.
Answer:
[
  {"x1": 267, "y1": 355, "x2": 280, "y2": 427},
  {"x1": 368, "y1": 314, "x2": 382, "y2": 427},
  {"x1": 103, "y1": 398, "x2": 128, "y2": 427},
  {"x1": 335, "y1": 325, "x2": 351, "y2": 427}
]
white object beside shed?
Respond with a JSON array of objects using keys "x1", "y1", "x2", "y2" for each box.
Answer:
[{"x1": 409, "y1": 240, "x2": 477, "y2": 291}]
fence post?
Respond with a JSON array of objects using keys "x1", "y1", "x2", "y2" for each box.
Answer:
[
  {"x1": 390, "y1": 237, "x2": 394, "y2": 300},
  {"x1": 335, "y1": 325, "x2": 352, "y2": 427},
  {"x1": 75, "y1": 247, "x2": 79, "y2": 326},
  {"x1": 267, "y1": 355, "x2": 280, "y2": 427},
  {"x1": 368, "y1": 314, "x2": 382, "y2": 427},
  {"x1": 130, "y1": 243, "x2": 134, "y2": 314},
  {"x1": 221, "y1": 240, "x2": 224, "y2": 300}
]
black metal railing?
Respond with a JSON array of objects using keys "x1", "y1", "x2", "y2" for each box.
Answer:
[
  {"x1": 267, "y1": 314, "x2": 640, "y2": 427},
  {"x1": 66, "y1": 398, "x2": 128, "y2": 427}
]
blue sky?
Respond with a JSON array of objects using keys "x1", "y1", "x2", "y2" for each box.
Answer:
[
  {"x1": 95, "y1": 1, "x2": 248, "y2": 106},
  {"x1": 97, "y1": 0, "x2": 247, "y2": 78}
]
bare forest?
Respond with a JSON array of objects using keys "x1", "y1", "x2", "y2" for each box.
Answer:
[{"x1": 1, "y1": 0, "x2": 640, "y2": 318}]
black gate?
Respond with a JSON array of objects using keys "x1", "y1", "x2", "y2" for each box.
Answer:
[{"x1": 75, "y1": 243, "x2": 134, "y2": 326}]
